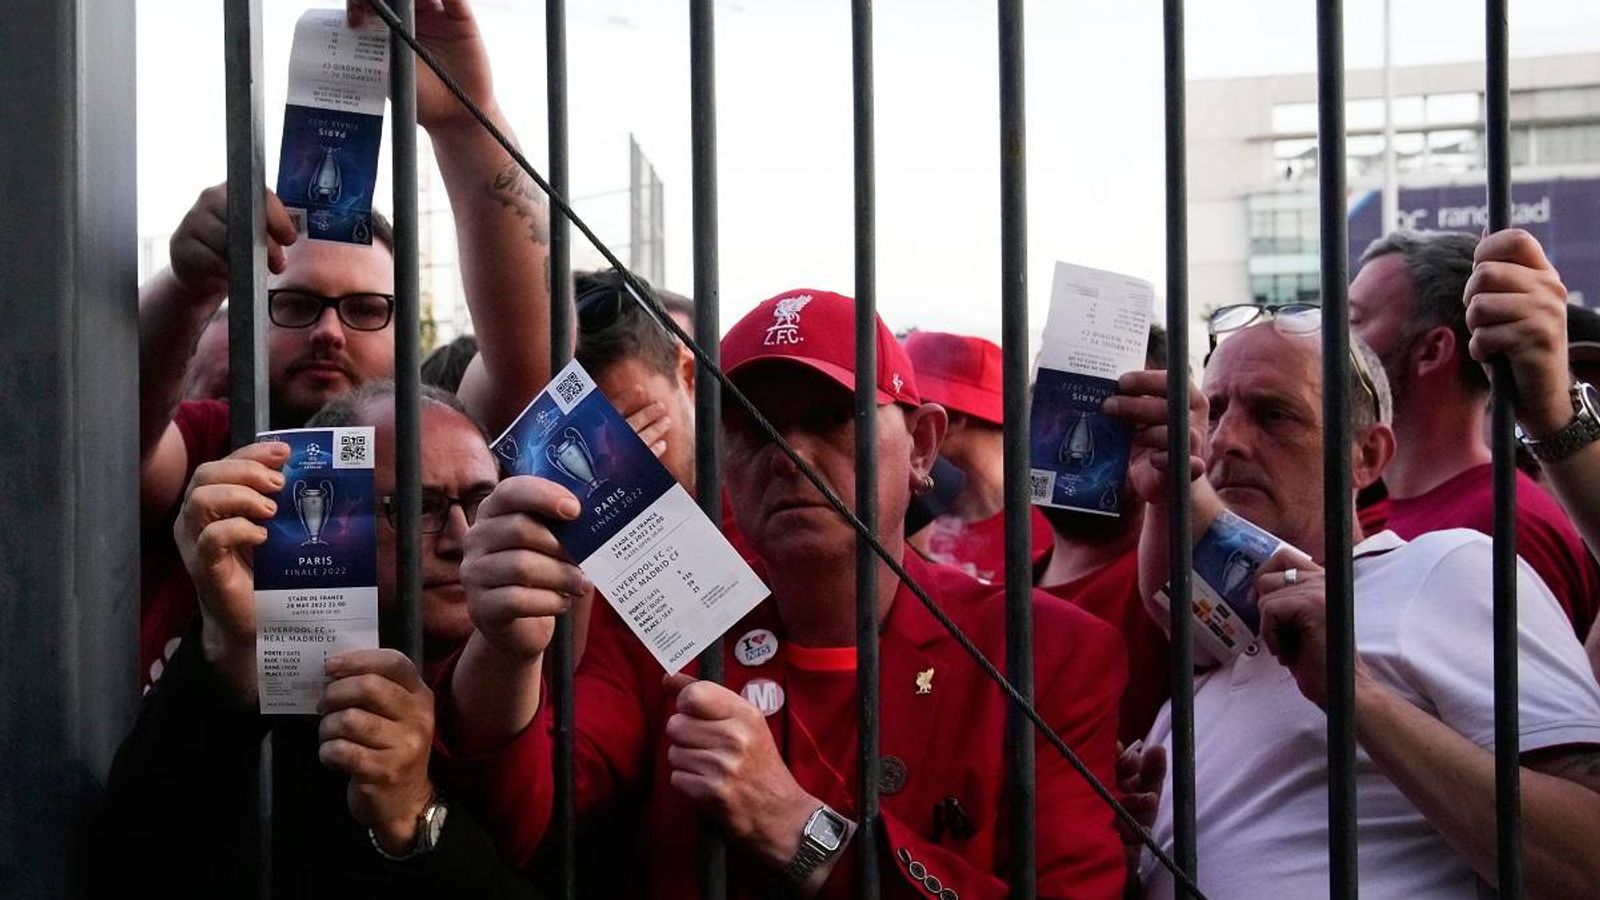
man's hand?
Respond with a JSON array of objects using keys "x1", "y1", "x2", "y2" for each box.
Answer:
[
  {"x1": 618, "y1": 386, "x2": 672, "y2": 458},
  {"x1": 1255, "y1": 550, "x2": 1374, "y2": 710},
  {"x1": 173, "y1": 441, "x2": 289, "y2": 699},
  {"x1": 168, "y1": 183, "x2": 298, "y2": 304},
  {"x1": 1463, "y1": 228, "x2": 1573, "y2": 436},
  {"x1": 349, "y1": 0, "x2": 496, "y2": 134},
  {"x1": 1103, "y1": 370, "x2": 1209, "y2": 506},
  {"x1": 462, "y1": 476, "x2": 591, "y2": 662},
  {"x1": 1115, "y1": 739, "x2": 1166, "y2": 846},
  {"x1": 320, "y1": 649, "x2": 437, "y2": 857},
  {"x1": 664, "y1": 674, "x2": 821, "y2": 870}
]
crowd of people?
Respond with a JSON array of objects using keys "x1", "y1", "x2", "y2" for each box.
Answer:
[{"x1": 102, "y1": 2, "x2": 1600, "y2": 898}]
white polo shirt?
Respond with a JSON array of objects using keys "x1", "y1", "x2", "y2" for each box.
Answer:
[{"x1": 1139, "y1": 529, "x2": 1600, "y2": 900}]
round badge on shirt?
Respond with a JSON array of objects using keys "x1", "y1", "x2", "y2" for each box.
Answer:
[
  {"x1": 735, "y1": 628, "x2": 778, "y2": 667},
  {"x1": 740, "y1": 678, "x2": 786, "y2": 716}
]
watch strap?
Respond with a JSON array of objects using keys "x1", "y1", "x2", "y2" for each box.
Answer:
[
  {"x1": 368, "y1": 796, "x2": 447, "y2": 862},
  {"x1": 1520, "y1": 383, "x2": 1600, "y2": 463},
  {"x1": 783, "y1": 806, "x2": 847, "y2": 885}
]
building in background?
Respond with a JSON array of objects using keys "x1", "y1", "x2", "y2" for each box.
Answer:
[
  {"x1": 629, "y1": 133, "x2": 666, "y2": 287},
  {"x1": 1189, "y1": 53, "x2": 1600, "y2": 321}
]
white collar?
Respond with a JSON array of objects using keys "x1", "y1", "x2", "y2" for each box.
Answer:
[{"x1": 1353, "y1": 529, "x2": 1406, "y2": 559}]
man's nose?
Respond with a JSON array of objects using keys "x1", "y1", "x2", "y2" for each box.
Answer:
[
  {"x1": 765, "y1": 422, "x2": 817, "y2": 480},
  {"x1": 308, "y1": 305, "x2": 347, "y2": 351},
  {"x1": 1208, "y1": 406, "x2": 1252, "y2": 460},
  {"x1": 432, "y1": 502, "x2": 470, "y2": 558}
]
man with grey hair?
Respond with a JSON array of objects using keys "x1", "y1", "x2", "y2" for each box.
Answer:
[
  {"x1": 1350, "y1": 229, "x2": 1598, "y2": 635},
  {"x1": 1110, "y1": 321, "x2": 1600, "y2": 900},
  {"x1": 102, "y1": 380, "x2": 548, "y2": 897}
]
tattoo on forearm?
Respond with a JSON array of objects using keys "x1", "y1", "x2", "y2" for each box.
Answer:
[{"x1": 488, "y1": 162, "x2": 550, "y2": 247}]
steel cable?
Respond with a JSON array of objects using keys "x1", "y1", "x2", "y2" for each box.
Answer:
[{"x1": 360, "y1": 2, "x2": 1206, "y2": 894}]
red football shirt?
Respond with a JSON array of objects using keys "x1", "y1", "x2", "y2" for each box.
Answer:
[
  {"x1": 923, "y1": 506, "x2": 1053, "y2": 585},
  {"x1": 140, "y1": 399, "x2": 231, "y2": 691},
  {"x1": 1386, "y1": 463, "x2": 1599, "y2": 637},
  {"x1": 1038, "y1": 548, "x2": 1171, "y2": 744}
]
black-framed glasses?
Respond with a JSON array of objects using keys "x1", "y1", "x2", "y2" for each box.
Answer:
[
  {"x1": 1206, "y1": 302, "x2": 1383, "y2": 426},
  {"x1": 268, "y1": 289, "x2": 395, "y2": 331},
  {"x1": 379, "y1": 487, "x2": 493, "y2": 533}
]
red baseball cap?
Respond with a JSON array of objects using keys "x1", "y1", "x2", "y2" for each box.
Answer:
[
  {"x1": 721, "y1": 289, "x2": 921, "y2": 408},
  {"x1": 903, "y1": 331, "x2": 1003, "y2": 425}
]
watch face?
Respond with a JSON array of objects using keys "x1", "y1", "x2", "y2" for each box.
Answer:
[
  {"x1": 1578, "y1": 382, "x2": 1600, "y2": 420},
  {"x1": 810, "y1": 810, "x2": 846, "y2": 852},
  {"x1": 420, "y1": 801, "x2": 448, "y2": 851}
]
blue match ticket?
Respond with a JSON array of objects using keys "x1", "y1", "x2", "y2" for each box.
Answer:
[
  {"x1": 493, "y1": 360, "x2": 770, "y2": 673},
  {"x1": 276, "y1": 10, "x2": 387, "y2": 244},
  {"x1": 1153, "y1": 509, "x2": 1288, "y2": 662},
  {"x1": 253, "y1": 427, "x2": 379, "y2": 714},
  {"x1": 1029, "y1": 262, "x2": 1154, "y2": 516}
]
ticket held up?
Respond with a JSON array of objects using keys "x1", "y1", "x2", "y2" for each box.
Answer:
[
  {"x1": 253, "y1": 427, "x2": 380, "y2": 714},
  {"x1": 1029, "y1": 262, "x2": 1154, "y2": 516},
  {"x1": 492, "y1": 360, "x2": 770, "y2": 673},
  {"x1": 1152, "y1": 509, "x2": 1290, "y2": 664},
  {"x1": 276, "y1": 10, "x2": 388, "y2": 244}
]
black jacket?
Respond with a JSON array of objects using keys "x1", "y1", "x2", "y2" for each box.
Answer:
[{"x1": 99, "y1": 626, "x2": 544, "y2": 899}]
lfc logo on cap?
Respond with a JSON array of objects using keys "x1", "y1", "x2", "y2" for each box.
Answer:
[{"x1": 763, "y1": 295, "x2": 812, "y2": 346}]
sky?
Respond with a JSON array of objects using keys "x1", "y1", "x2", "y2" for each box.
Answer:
[{"x1": 136, "y1": 0, "x2": 1600, "y2": 346}]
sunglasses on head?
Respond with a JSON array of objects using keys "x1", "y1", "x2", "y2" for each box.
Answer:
[
  {"x1": 575, "y1": 280, "x2": 627, "y2": 332},
  {"x1": 1205, "y1": 302, "x2": 1382, "y2": 426}
]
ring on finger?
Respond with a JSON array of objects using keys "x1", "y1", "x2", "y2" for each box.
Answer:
[{"x1": 1284, "y1": 567, "x2": 1299, "y2": 586}]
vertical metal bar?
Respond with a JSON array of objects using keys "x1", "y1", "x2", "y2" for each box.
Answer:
[
  {"x1": 1484, "y1": 3, "x2": 1522, "y2": 896},
  {"x1": 1380, "y1": 0, "x2": 1398, "y2": 233},
  {"x1": 688, "y1": 3, "x2": 728, "y2": 898},
  {"x1": 222, "y1": 3, "x2": 272, "y2": 896},
  {"x1": 851, "y1": 2, "x2": 882, "y2": 898},
  {"x1": 1162, "y1": 2, "x2": 1198, "y2": 896},
  {"x1": 998, "y1": 1, "x2": 1035, "y2": 896},
  {"x1": 0, "y1": 1, "x2": 139, "y2": 895},
  {"x1": 224, "y1": 0, "x2": 269, "y2": 448},
  {"x1": 1315, "y1": 2, "x2": 1358, "y2": 898},
  {"x1": 545, "y1": 1, "x2": 578, "y2": 897},
  {"x1": 391, "y1": 0, "x2": 424, "y2": 666}
]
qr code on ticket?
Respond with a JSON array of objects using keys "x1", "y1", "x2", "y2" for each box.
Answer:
[
  {"x1": 338, "y1": 430, "x2": 371, "y2": 466},
  {"x1": 554, "y1": 370, "x2": 587, "y2": 407},
  {"x1": 1029, "y1": 470, "x2": 1053, "y2": 504}
]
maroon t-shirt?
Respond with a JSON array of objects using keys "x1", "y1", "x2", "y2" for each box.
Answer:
[
  {"x1": 1386, "y1": 463, "x2": 1599, "y2": 637},
  {"x1": 1038, "y1": 547, "x2": 1171, "y2": 745},
  {"x1": 140, "y1": 399, "x2": 231, "y2": 691}
]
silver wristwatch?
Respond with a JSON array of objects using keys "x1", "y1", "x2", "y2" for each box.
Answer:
[
  {"x1": 1518, "y1": 382, "x2": 1600, "y2": 463},
  {"x1": 782, "y1": 805, "x2": 850, "y2": 885},
  {"x1": 369, "y1": 796, "x2": 449, "y2": 862}
]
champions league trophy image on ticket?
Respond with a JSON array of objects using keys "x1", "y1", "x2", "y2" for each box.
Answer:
[
  {"x1": 1058, "y1": 413, "x2": 1096, "y2": 470},
  {"x1": 310, "y1": 147, "x2": 342, "y2": 202},
  {"x1": 1220, "y1": 548, "x2": 1256, "y2": 598},
  {"x1": 547, "y1": 427, "x2": 608, "y2": 497},
  {"x1": 494, "y1": 435, "x2": 522, "y2": 471},
  {"x1": 294, "y1": 479, "x2": 334, "y2": 546}
]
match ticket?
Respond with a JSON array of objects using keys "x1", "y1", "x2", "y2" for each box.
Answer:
[
  {"x1": 1029, "y1": 262, "x2": 1154, "y2": 516},
  {"x1": 276, "y1": 9, "x2": 388, "y2": 244},
  {"x1": 493, "y1": 360, "x2": 770, "y2": 673},
  {"x1": 1152, "y1": 509, "x2": 1288, "y2": 662},
  {"x1": 253, "y1": 427, "x2": 380, "y2": 714}
]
